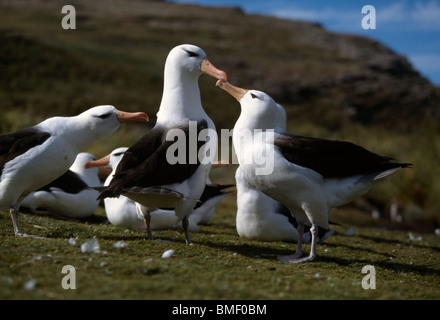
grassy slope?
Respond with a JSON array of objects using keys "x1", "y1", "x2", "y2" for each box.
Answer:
[
  {"x1": 1, "y1": 202, "x2": 439, "y2": 300},
  {"x1": 0, "y1": 0, "x2": 439, "y2": 299}
]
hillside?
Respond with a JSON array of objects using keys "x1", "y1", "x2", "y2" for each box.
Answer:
[
  {"x1": 0, "y1": 0, "x2": 439, "y2": 130},
  {"x1": 0, "y1": 0, "x2": 439, "y2": 226}
]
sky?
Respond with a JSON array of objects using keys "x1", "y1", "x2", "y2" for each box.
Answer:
[{"x1": 172, "y1": 0, "x2": 440, "y2": 86}]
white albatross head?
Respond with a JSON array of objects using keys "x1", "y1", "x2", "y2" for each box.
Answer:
[
  {"x1": 165, "y1": 44, "x2": 228, "y2": 81},
  {"x1": 84, "y1": 147, "x2": 129, "y2": 185},
  {"x1": 51, "y1": 105, "x2": 149, "y2": 151},
  {"x1": 216, "y1": 81, "x2": 285, "y2": 130},
  {"x1": 71, "y1": 153, "x2": 98, "y2": 175},
  {"x1": 75, "y1": 105, "x2": 149, "y2": 136},
  {"x1": 157, "y1": 44, "x2": 228, "y2": 122},
  {"x1": 84, "y1": 147, "x2": 128, "y2": 172}
]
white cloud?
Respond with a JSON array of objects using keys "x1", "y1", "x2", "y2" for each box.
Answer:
[
  {"x1": 271, "y1": 7, "x2": 335, "y2": 21},
  {"x1": 376, "y1": 2, "x2": 407, "y2": 23},
  {"x1": 269, "y1": 6, "x2": 360, "y2": 31},
  {"x1": 268, "y1": 1, "x2": 440, "y2": 31},
  {"x1": 411, "y1": 1, "x2": 440, "y2": 29},
  {"x1": 376, "y1": 1, "x2": 440, "y2": 30}
]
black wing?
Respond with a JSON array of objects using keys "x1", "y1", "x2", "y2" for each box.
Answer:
[
  {"x1": 194, "y1": 183, "x2": 235, "y2": 209},
  {"x1": 38, "y1": 170, "x2": 88, "y2": 194},
  {"x1": 0, "y1": 127, "x2": 50, "y2": 174},
  {"x1": 98, "y1": 120, "x2": 208, "y2": 199},
  {"x1": 274, "y1": 132, "x2": 411, "y2": 179}
]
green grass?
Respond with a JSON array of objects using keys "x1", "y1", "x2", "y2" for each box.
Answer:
[{"x1": 1, "y1": 203, "x2": 439, "y2": 300}]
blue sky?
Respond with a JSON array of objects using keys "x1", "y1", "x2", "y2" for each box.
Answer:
[{"x1": 172, "y1": 0, "x2": 440, "y2": 85}]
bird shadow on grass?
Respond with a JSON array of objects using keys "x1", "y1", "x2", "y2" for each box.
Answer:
[
  {"x1": 357, "y1": 234, "x2": 440, "y2": 253},
  {"x1": 318, "y1": 254, "x2": 440, "y2": 277},
  {"x1": 198, "y1": 228, "x2": 440, "y2": 277}
]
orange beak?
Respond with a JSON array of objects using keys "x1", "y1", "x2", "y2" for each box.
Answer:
[
  {"x1": 84, "y1": 154, "x2": 112, "y2": 176},
  {"x1": 201, "y1": 58, "x2": 228, "y2": 81},
  {"x1": 84, "y1": 154, "x2": 110, "y2": 169},
  {"x1": 216, "y1": 80, "x2": 247, "y2": 101},
  {"x1": 115, "y1": 110, "x2": 149, "y2": 123}
]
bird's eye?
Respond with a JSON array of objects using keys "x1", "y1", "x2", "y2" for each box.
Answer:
[
  {"x1": 184, "y1": 50, "x2": 199, "y2": 58},
  {"x1": 94, "y1": 113, "x2": 112, "y2": 119},
  {"x1": 114, "y1": 152, "x2": 125, "y2": 157},
  {"x1": 250, "y1": 93, "x2": 259, "y2": 99}
]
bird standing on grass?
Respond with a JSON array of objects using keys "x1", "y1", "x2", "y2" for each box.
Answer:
[
  {"x1": 235, "y1": 99, "x2": 302, "y2": 242},
  {"x1": 0, "y1": 105, "x2": 149, "y2": 237},
  {"x1": 97, "y1": 44, "x2": 228, "y2": 244},
  {"x1": 217, "y1": 80, "x2": 411, "y2": 263},
  {"x1": 85, "y1": 147, "x2": 233, "y2": 231},
  {"x1": 234, "y1": 98, "x2": 332, "y2": 243}
]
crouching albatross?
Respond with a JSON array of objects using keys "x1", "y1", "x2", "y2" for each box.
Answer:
[
  {"x1": 0, "y1": 105, "x2": 149, "y2": 237},
  {"x1": 20, "y1": 152, "x2": 104, "y2": 219},
  {"x1": 217, "y1": 80, "x2": 411, "y2": 263},
  {"x1": 97, "y1": 44, "x2": 228, "y2": 244}
]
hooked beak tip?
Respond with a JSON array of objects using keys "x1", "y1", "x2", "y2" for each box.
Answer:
[
  {"x1": 201, "y1": 58, "x2": 228, "y2": 82},
  {"x1": 215, "y1": 80, "x2": 247, "y2": 101},
  {"x1": 218, "y1": 71, "x2": 228, "y2": 82},
  {"x1": 116, "y1": 110, "x2": 149, "y2": 123}
]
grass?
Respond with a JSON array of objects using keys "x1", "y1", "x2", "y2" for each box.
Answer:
[{"x1": 1, "y1": 202, "x2": 439, "y2": 300}]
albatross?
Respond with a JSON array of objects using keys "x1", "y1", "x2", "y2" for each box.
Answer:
[
  {"x1": 234, "y1": 99, "x2": 332, "y2": 243},
  {"x1": 97, "y1": 44, "x2": 228, "y2": 244},
  {"x1": 234, "y1": 99, "x2": 302, "y2": 242},
  {"x1": 0, "y1": 105, "x2": 149, "y2": 237},
  {"x1": 20, "y1": 152, "x2": 103, "y2": 219},
  {"x1": 85, "y1": 147, "x2": 232, "y2": 231},
  {"x1": 217, "y1": 80, "x2": 411, "y2": 263}
]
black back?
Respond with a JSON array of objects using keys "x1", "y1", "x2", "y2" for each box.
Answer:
[
  {"x1": 38, "y1": 170, "x2": 88, "y2": 194},
  {"x1": 99, "y1": 120, "x2": 209, "y2": 199},
  {"x1": 193, "y1": 183, "x2": 234, "y2": 209},
  {"x1": 274, "y1": 132, "x2": 411, "y2": 179}
]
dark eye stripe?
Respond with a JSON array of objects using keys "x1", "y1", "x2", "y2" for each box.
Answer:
[
  {"x1": 94, "y1": 113, "x2": 112, "y2": 119},
  {"x1": 184, "y1": 49, "x2": 199, "y2": 58},
  {"x1": 251, "y1": 93, "x2": 258, "y2": 99}
]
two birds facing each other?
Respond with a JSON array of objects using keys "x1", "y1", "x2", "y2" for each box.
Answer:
[
  {"x1": 0, "y1": 44, "x2": 226, "y2": 242},
  {"x1": 0, "y1": 44, "x2": 411, "y2": 263}
]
